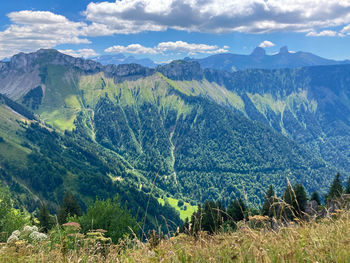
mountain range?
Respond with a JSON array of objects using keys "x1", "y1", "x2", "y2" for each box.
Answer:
[
  {"x1": 91, "y1": 46, "x2": 350, "y2": 73},
  {"x1": 187, "y1": 46, "x2": 350, "y2": 71},
  {"x1": 92, "y1": 54, "x2": 157, "y2": 68},
  {"x1": 0, "y1": 49, "x2": 350, "y2": 229}
]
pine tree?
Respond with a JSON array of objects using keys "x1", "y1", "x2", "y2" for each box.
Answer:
[
  {"x1": 190, "y1": 204, "x2": 202, "y2": 235},
  {"x1": 227, "y1": 198, "x2": 246, "y2": 225},
  {"x1": 345, "y1": 176, "x2": 350, "y2": 194},
  {"x1": 282, "y1": 184, "x2": 295, "y2": 220},
  {"x1": 201, "y1": 200, "x2": 219, "y2": 233},
  {"x1": 327, "y1": 173, "x2": 343, "y2": 200},
  {"x1": 282, "y1": 183, "x2": 307, "y2": 219},
  {"x1": 310, "y1": 191, "x2": 321, "y2": 205},
  {"x1": 57, "y1": 192, "x2": 82, "y2": 224},
  {"x1": 38, "y1": 203, "x2": 54, "y2": 233},
  {"x1": 261, "y1": 185, "x2": 277, "y2": 217},
  {"x1": 293, "y1": 184, "x2": 307, "y2": 216}
]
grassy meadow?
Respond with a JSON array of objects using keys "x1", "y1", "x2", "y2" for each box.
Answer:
[{"x1": 1, "y1": 210, "x2": 350, "y2": 262}]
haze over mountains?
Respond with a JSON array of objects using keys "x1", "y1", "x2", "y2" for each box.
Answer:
[
  {"x1": 89, "y1": 46, "x2": 350, "y2": 72},
  {"x1": 0, "y1": 49, "x2": 350, "y2": 228},
  {"x1": 191, "y1": 46, "x2": 350, "y2": 71},
  {"x1": 92, "y1": 54, "x2": 157, "y2": 68}
]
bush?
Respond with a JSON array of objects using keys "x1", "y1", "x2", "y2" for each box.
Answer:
[
  {"x1": 75, "y1": 195, "x2": 138, "y2": 243},
  {"x1": 0, "y1": 183, "x2": 29, "y2": 241},
  {"x1": 178, "y1": 200, "x2": 184, "y2": 207}
]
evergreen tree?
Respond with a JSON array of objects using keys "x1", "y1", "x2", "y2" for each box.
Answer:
[
  {"x1": 227, "y1": 198, "x2": 246, "y2": 225},
  {"x1": 282, "y1": 184, "x2": 295, "y2": 220},
  {"x1": 38, "y1": 203, "x2": 54, "y2": 233},
  {"x1": 345, "y1": 176, "x2": 350, "y2": 194},
  {"x1": 190, "y1": 204, "x2": 202, "y2": 235},
  {"x1": 261, "y1": 185, "x2": 278, "y2": 217},
  {"x1": 201, "y1": 200, "x2": 218, "y2": 233},
  {"x1": 57, "y1": 192, "x2": 82, "y2": 224},
  {"x1": 282, "y1": 183, "x2": 307, "y2": 219},
  {"x1": 327, "y1": 173, "x2": 343, "y2": 200},
  {"x1": 310, "y1": 191, "x2": 321, "y2": 205},
  {"x1": 293, "y1": 184, "x2": 307, "y2": 216}
]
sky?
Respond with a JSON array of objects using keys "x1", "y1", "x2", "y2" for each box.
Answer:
[{"x1": 2, "y1": 0, "x2": 350, "y2": 62}]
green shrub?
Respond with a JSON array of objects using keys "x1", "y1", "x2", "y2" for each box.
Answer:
[{"x1": 75, "y1": 195, "x2": 138, "y2": 243}]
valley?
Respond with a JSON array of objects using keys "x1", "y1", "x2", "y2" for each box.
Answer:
[{"x1": 0, "y1": 49, "x2": 350, "y2": 230}]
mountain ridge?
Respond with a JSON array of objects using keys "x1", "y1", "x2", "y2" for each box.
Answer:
[
  {"x1": 0, "y1": 49, "x2": 349, "y2": 220},
  {"x1": 190, "y1": 46, "x2": 350, "y2": 71}
]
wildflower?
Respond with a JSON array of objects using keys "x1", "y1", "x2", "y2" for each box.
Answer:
[
  {"x1": 7, "y1": 234, "x2": 19, "y2": 244},
  {"x1": 11, "y1": 230, "x2": 21, "y2": 237},
  {"x1": 29, "y1": 231, "x2": 47, "y2": 242}
]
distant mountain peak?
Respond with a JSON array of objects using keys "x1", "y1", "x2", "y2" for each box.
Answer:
[
  {"x1": 194, "y1": 45, "x2": 349, "y2": 71},
  {"x1": 250, "y1": 47, "x2": 266, "y2": 59},
  {"x1": 279, "y1": 46, "x2": 289, "y2": 54}
]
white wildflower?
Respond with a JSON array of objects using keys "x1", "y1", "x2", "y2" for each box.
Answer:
[
  {"x1": 29, "y1": 231, "x2": 47, "y2": 242},
  {"x1": 22, "y1": 225, "x2": 38, "y2": 235},
  {"x1": 7, "y1": 234, "x2": 19, "y2": 244},
  {"x1": 11, "y1": 230, "x2": 21, "y2": 237}
]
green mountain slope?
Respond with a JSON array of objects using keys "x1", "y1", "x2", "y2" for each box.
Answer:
[{"x1": 0, "y1": 49, "x2": 346, "y2": 217}]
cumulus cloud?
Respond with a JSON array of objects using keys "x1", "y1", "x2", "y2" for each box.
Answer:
[
  {"x1": 0, "y1": 11, "x2": 91, "y2": 59},
  {"x1": 105, "y1": 41, "x2": 229, "y2": 55},
  {"x1": 258, "y1": 40, "x2": 275, "y2": 48},
  {"x1": 84, "y1": 0, "x2": 350, "y2": 34},
  {"x1": 105, "y1": 44, "x2": 158, "y2": 54},
  {"x1": 58, "y1": 49, "x2": 98, "y2": 58}
]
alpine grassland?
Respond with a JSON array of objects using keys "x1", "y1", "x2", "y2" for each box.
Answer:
[{"x1": 1, "y1": 210, "x2": 350, "y2": 262}]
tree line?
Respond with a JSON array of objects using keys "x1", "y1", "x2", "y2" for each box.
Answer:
[{"x1": 181, "y1": 173, "x2": 350, "y2": 235}]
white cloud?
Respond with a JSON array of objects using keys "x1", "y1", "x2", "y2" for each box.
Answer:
[
  {"x1": 105, "y1": 41, "x2": 229, "y2": 55},
  {"x1": 306, "y1": 30, "x2": 338, "y2": 37},
  {"x1": 84, "y1": 0, "x2": 350, "y2": 35},
  {"x1": 258, "y1": 40, "x2": 275, "y2": 48},
  {"x1": 157, "y1": 41, "x2": 225, "y2": 55},
  {"x1": 58, "y1": 49, "x2": 98, "y2": 58},
  {"x1": 0, "y1": 11, "x2": 91, "y2": 59},
  {"x1": 8, "y1": 10, "x2": 68, "y2": 24},
  {"x1": 340, "y1": 24, "x2": 350, "y2": 35},
  {"x1": 105, "y1": 44, "x2": 158, "y2": 54}
]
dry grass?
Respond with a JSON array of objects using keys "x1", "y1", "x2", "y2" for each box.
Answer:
[{"x1": 1, "y1": 211, "x2": 350, "y2": 262}]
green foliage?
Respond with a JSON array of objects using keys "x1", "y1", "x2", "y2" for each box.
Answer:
[
  {"x1": 310, "y1": 191, "x2": 321, "y2": 205},
  {"x1": 345, "y1": 176, "x2": 350, "y2": 194},
  {"x1": 0, "y1": 94, "x2": 36, "y2": 120},
  {"x1": 22, "y1": 86, "x2": 43, "y2": 110},
  {"x1": 188, "y1": 198, "x2": 247, "y2": 234},
  {"x1": 327, "y1": 173, "x2": 343, "y2": 200},
  {"x1": 76, "y1": 195, "x2": 138, "y2": 244},
  {"x1": 0, "y1": 183, "x2": 29, "y2": 241},
  {"x1": 38, "y1": 203, "x2": 55, "y2": 233},
  {"x1": 261, "y1": 185, "x2": 278, "y2": 217},
  {"x1": 227, "y1": 199, "x2": 246, "y2": 224},
  {"x1": 58, "y1": 192, "x2": 82, "y2": 224},
  {"x1": 282, "y1": 183, "x2": 307, "y2": 219}
]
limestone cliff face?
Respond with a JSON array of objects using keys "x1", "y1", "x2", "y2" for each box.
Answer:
[{"x1": 0, "y1": 49, "x2": 155, "y2": 100}]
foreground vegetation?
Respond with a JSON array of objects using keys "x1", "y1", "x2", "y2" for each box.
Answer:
[
  {"x1": 0, "y1": 173, "x2": 349, "y2": 262},
  {"x1": 1, "y1": 209, "x2": 350, "y2": 262}
]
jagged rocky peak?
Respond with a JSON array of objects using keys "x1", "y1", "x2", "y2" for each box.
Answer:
[
  {"x1": 157, "y1": 60, "x2": 204, "y2": 81},
  {"x1": 250, "y1": 47, "x2": 266, "y2": 59},
  {"x1": 279, "y1": 46, "x2": 289, "y2": 54},
  {"x1": 7, "y1": 49, "x2": 103, "y2": 72}
]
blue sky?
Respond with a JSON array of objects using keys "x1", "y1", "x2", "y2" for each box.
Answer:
[{"x1": 1, "y1": 0, "x2": 350, "y2": 62}]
